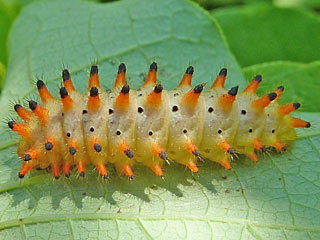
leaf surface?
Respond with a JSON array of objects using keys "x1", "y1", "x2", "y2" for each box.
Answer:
[{"x1": 0, "y1": 0, "x2": 319, "y2": 239}]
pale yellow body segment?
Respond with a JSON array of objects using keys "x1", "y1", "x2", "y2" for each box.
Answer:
[
  {"x1": 167, "y1": 86, "x2": 206, "y2": 172},
  {"x1": 200, "y1": 87, "x2": 239, "y2": 169},
  {"x1": 107, "y1": 88, "x2": 136, "y2": 177},
  {"x1": 135, "y1": 86, "x2": 170, "y2": 176}
]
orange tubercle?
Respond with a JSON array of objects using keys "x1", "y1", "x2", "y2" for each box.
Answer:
[
  {"x1": 143, "y1": 62, "x2": 157, "y2": 87},
  {"x1": 37, "y1": 80, "x2": 54, "y2": 103},
  {"x1": 62, "y1": 69, "x2": 76, "y2": 92},
  {"x1": 243, "y1": 75, "x2": 262, "y2": 93},
  {"x1": 115, "y1": 85, "x2": 130, "y2": 110},
  {"x1": 8, "y1": 121, "x2": 30, "y2": 139},
  {"x1": 218, "y1": 86, "x2": 238, "y2": 110},
  {"x1": 146, "y1": 84, "x2": 163, "y2": 107},
  {"x1": 14, "y1": 104, "x2": 32, "y2": 122},
  {"x1": 219, "y1": 140, "x2": 233, "y2": 154},
  {"x1": 88, "y1": 87, "x2": 101, "y2": 112},
  {"x1": 179, "y1": 66, "x2": 194, "y2": 86},
  {"x1": 60, "y1": 87, "x2": 74, "y2": 111},
  {"x1": 274, "y1": 86, "x2": 284, "y2": 101},
  {"x1": 19, "y1": 162, "x2": 34, "y2": 178},
  {"x1": 252, "y1": 92, "x2": 277, "y2": 111},
  {"x1": 291, "y1": 117, "x2": 311, "y2": 128},
  {"x1": 114, "y1": 63, "x2": 126, "y2": 88},
  {"x1": 211, "y1": 68, "x2": 227, "y2": 89},
  {"x1": 88, "y1": 65, "x2": 101, "y2": 89},
  {"x1": 181, "y1": 84, "x2": 204, "y2": 108},
  {"x1": 278, "y1": 102, "x2": 300, "y2": 116},
  {"x1": 29, "y1": 100, "x2": 49, "y2": 124}
]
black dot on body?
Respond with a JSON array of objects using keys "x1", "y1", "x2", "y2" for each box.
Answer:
[
  {"x1": 109, "y1": 109, "x2": 114, "y2": 114},
  {"x1": 82, "y1": 110, "x2": 88, "y2": 114},
  {"x1": 90, "y1": 127, "x2": 94, "y2": 132},
  {"x1": 241, "y1": 110, "x2": 246, "y2": 115},
  {"x1": 149, "y1": 131, "x2": 153, "y2": 136},
  {"x1": 208, "y1": 107, "x2": 213, "y2": 113},
  {"x1": 138, "y1": 107, "x2": 144, "y2": 113},
  {"x1": 272, "y1": 129, "x2": 275, "y2": 133},
  {"x1": 172, "y1": 105, "x2": 179, "y2": 112},
  {"x1": 249, "y1": 129, "x2": 253, "y2": 133},
  {"x1": 116, "y1": 130, "x2": 121, "y2": 135},
  {"x1": 183, "y1": 129, "x2": 187, "y2": 134},
  {"x1": 67, "y1": 132, "x2": 71, "y2": 137},
  {"x1": 218, "y1": 129, "x2": 222, "y2": 134}
]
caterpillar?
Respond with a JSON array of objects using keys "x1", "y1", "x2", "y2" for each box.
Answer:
[{"x1": 7, "y1": 62, "x2": 311, "y2": 180}]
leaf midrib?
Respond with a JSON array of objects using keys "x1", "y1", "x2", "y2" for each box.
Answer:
[{"x1": 0, "y1": 213, "x2": 319, "y2": 232}]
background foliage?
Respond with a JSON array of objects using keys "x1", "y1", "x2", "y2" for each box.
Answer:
[{"x1": 0, "y1": 0, "x2": 319, "y2": 239}]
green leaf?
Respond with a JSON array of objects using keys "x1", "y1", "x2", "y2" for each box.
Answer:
[
  {"x1": 243, "y1": 61, "x2": 320, "y2": 112},
  {"x1": 212, "y1": 4, "x2": 320, "y2": 67},
  {"x1": 0, "y1": 0, "x2": 319, "y2": 239}
]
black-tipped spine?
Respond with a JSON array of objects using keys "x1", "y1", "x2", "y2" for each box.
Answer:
[
  {"x1": 29, "y1": 100, "x2": 38, "y2": 110},
  {"x1": 118, "y1": 63, "x2": 126, "y2": 73},
  {"x1": 254, "y1": 75, "x2": 262, "y2": 82},
  {"x1": 268, "y1": 92, "x2": 277, "y2": 101},
  {"x1": 193, "y1": 84, "x2": 204, "y2": 94},
  {"x1": 90, "y1": 65, "x2": 98, "y2": 75},
  {"x1": 8, "y1": 121, "x2": 14, "y2": 129},
  {"x1": 154, "y1": 84, "x2": 163, "y2": 93},
  {"x1": 293, "y1": 102, "x2": 301, "y2": 109},
  {"x1": 228, "y1": 86, "x2": 239, "y2": 96},
  {"x1": 150, "y1": 62, "x2": 157, "y2": 72},
  {"x1": 219, "y1": 68, "x2": 227, "y2": 77},
  {"x1": 185, "y1": 66, "x2": 194, "y2": 75},
  {"x1": 37, "y1": 80, "x2": 45, "y2": 89},
  {"x1": 62, "y1": 69, "x2": 70, "y2": 82},
  {"x1": 121, "y1": 85, "x2": 130, "y2": 94},
  {"x1": 60, "y1": 87, "x2": 68, "y2": 99}
]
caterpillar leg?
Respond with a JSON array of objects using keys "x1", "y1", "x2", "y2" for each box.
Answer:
[
  {"x1": 122, "y1": 164, "x2": 134, "y2": 180},
  {"x1": 248, "y1": 152, "x2": 258, "y2": 162},
  {"x1": 52, "y1": 163, "x2": 60, "y2": 179},
  {"x1": 253, "y1": 138, "x2": 266, "y2": 152},
  {"x1": 273, "y1": 140, "x2": 287, "y2": 152},
  {"x1": 187, "y1": 160, "x2": 199, "y2": 173},
  {"x1": 220, "y1": 158, "x2": 231, "y2": 170},
  {"x1": 151, "y1": 164, "x2": 163, "y2": 178},
  {"x1": 95, "y1": 163, "x2": 108, "y2": 179},
  {"x1": 63, "y1": 162, "x2": 71, "y2": 178},
  {"x1": 76, "y1": 161, "x2": 86, "y2": 177}
]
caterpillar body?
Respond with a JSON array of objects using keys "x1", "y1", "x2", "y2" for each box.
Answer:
[{"x1": 8, "y1": 62, "x2": 311, "y2": 180}]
